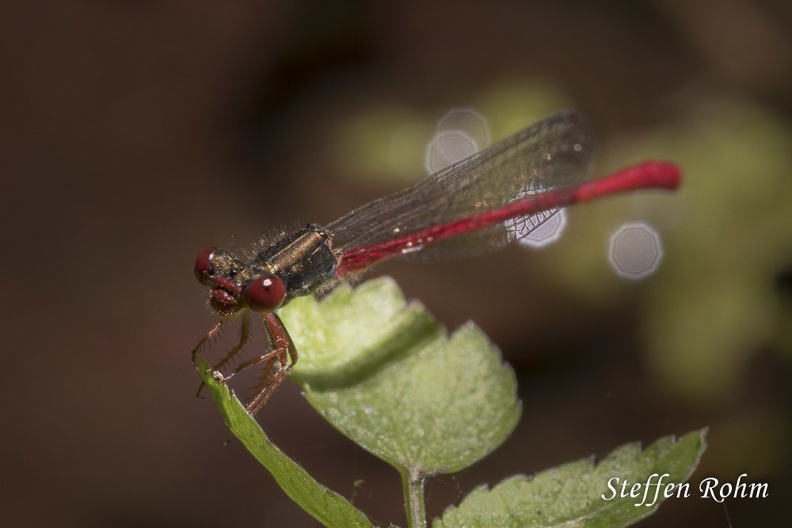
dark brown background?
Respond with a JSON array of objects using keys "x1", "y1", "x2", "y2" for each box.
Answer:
[{"x1": 1, "y1": 1, "x2": 790, "y2": 526}]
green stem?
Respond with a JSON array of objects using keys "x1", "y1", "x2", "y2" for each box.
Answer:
[{"x1": 402, "y1": 469, "x2": 427, "y2": 528}]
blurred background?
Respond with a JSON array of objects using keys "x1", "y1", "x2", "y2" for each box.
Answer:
[{"x1": 1, "y1": 1, "x2": 791, "y2": 526}]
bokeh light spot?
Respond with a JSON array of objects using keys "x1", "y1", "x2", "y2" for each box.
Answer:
[
  {"x1": 608, "y1": 223, "x2": 664, "y2": 280},
  {"x1": 425, "y1": 130, "x2": 480, "y2": 173},
  {"x1": 425, "y1": 108, "x2": 490, "y2": 173},
  {"x1": 519, "y1": 209, "x2": 567, "y2": 248},
  {"x1": 437, "y1": 108, "x2": 491, "y2": 147}
]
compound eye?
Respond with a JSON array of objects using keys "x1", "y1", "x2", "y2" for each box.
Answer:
[
  {"x1": 194, "y1": 246, "x2": 218, "y2": 285},
  {"x1": 243, "y1": 275, "x2": 286, "y2": 313}
]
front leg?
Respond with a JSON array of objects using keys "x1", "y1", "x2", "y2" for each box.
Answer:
[{"x1": 244, "y1": 312, "x2": 298, "y2": 415}]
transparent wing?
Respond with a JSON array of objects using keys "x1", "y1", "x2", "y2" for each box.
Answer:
[{"x1": 328, "y1": 109, "x2": 596, "y2": 263}]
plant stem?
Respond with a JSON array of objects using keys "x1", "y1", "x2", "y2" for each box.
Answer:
[{"x1": 402, "y1": 469, "x2": 427, "y2": 528}]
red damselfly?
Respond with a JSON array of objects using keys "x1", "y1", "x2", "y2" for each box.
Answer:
[{"x1": 193, "y1": 109, "x2": 681, "y2": 414}]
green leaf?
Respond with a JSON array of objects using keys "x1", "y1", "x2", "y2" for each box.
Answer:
[
  {"x1": 433, "y1": 429, "x2": 707, "y2": 528},
  {"x1": 282, "y1": 277, "x2": 521, "y2": 477},
  {"x1": 193, "y1": 355, "x2": 373, "y2": 528}
]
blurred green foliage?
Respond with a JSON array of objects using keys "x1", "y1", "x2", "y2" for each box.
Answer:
[{"x1": 624, "y1": 98, "x2": 792, "y2": 403}]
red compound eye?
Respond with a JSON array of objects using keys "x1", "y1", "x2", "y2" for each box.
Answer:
[
  {"x1": 243, "y1": 275, "x2": 286, "y2": 313},
  {"x1": 194, "y1": 246, "x2": 218, "y2": 285}
]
